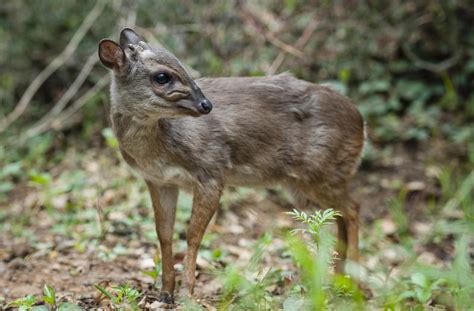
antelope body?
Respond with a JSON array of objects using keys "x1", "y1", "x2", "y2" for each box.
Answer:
[{"x1": 98, "y1": 28, "x2": 364, "y2": 304}]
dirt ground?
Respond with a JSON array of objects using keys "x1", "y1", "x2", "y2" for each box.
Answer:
[{"x1": 0, "y1": 141, "x2": 460, "y2": 309}]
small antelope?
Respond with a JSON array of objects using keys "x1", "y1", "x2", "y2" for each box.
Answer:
[{"x1": 98, "y1": 28, "x2": 364, "y2": 303}]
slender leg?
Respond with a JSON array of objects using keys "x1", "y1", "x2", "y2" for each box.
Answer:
[
  {"x1": 300, "y1": 185, "x2": 359, "y2": 274},
  {"x1": 335, "y1": 198, "x2": 360, "y2": 273},
  {"x1": 345, "y1": 199, "x2": 360, "y2": 264},
  {"x1": 335, "y1": 216, "x2": 348, "y2": 274},
  {"x1": 183, "y1": 181, "x2": 222, "y2": 295},
  {"x1": 146, "y1": 181, "x2": 179, "y2": 303}
]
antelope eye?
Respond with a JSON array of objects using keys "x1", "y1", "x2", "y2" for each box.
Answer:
[{"x1": 153, "y1": 72, "x2": 171, "y2": 84}]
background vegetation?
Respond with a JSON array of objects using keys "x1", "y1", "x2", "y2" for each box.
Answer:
[{"x1": 1, "y1": 0, "x2": 473, "y2": 309}]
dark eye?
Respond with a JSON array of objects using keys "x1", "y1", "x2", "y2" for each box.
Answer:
[{"x1": 153, "y1": 72, "x2": 171, "y2": 84}]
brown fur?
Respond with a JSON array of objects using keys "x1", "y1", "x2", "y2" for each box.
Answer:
[{"x1": 98, "y1": 28, "x2": 365, "y2": 302}]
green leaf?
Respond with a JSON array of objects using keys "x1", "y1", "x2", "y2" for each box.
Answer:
[
  {"x1": 338, "y1": 68, "x2": 351, "y2": 83},
  {"x1": 7, "y1": 295, "x2": 37, "y2": 309},
  {"x1": 212, "y1": 248, "x2": 223, "y2": 260},
  {"x1": 286, "y1": 234, "x2": 329, "y2": 309},
  {"x1": 359, "y1": 79, "x2": 390, "y2": 94},
  {"x1": 397, "y1": 290, "x2": 415, "y2": 301},
  {"x1": 101, "y1": 128, "x2": 119, "y2": 149},
  {"x1": 29, "y1": 172, "x2": 51, "y2": 185},
  {"x1": 94, "y1": 284, "x2": 115, "y2": 300},
  {"x1": 142, "y1": 270, "x2": 158, "y2": 279},
  {"x1": 411, "y1": 272, "x2": 428, "y2": 288},
  {"x1": 415, "y1": 288, "x2": 432, "y2": 304},
  {"x1": 42, "y1": 284, "x2": 56, "y2": 305}
]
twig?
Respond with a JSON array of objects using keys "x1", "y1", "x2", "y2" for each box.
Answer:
[
  {"x1": 238, "y1": 4, "x2": 305, "y2": 59},
  {"x1": 12, "y1": 74, "x2": 110, "y2": 145},
  {"x1": 401, "y1": 14, "x2": 460, "y2": 73},
  {"x1": 24, "y1": 51, "x2": 99, "y2": 138},
  {"x1": 52, "y1": 75, "x2": 110, "y2": 131},
  {"x1": 402, "y1": 43, "x2": 460, "y2": 73},
  {"x1": 265, "y1": 33, "x2": 305, "y2": 59},
  {"x1": 267, "y1": 18, "x2": 319, "y2": 75},
  {"x1": 20, "y1": 0, "x2": 138, "y2": 140},
  {"x1": 267, "y1": 53, "x2": 286, "y2": 76},
  {"x1": 0, "y1": 0, "x2": 106, "y2": 133}
]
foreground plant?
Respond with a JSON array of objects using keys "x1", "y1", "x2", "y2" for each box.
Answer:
[
  {"x1": 94, "y1": 283, "x2": 142, "y2": 310},
  {"x1": 215, "y1": 209, "x2": 363, "y2": 310},
  {"x1": 6, "y1": 285, "x2": 81, "y2": 311},
  {"x1": 287, "y1": 208, "x2": 341, "y2": 250},
  {"x1": 6, "y1": 295, "x2": 37, "y2": 311},
  {"x1": 217, "y1": 233, "x2": 282, "y2": 310},
  {"x1": 286, "y1": 208, "x2": 363, "y2": 310}
]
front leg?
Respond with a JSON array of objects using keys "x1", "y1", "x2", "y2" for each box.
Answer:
[
  {"x1": 184, "y1": 180, "x2": 223, "y2": 295},
  {"x1": 146, "y1": 181, "x2": 178, "y2": 303}
]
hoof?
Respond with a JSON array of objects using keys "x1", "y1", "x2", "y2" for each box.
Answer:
[{"x1": 158, "y1": 291, "x2": 174, "y2": 304}]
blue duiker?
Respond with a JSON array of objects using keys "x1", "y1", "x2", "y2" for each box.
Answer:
[{"x1": 98, "y1": 28, "x2": 364, "y2": 304}]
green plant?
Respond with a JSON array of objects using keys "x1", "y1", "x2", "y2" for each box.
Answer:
[
  {"x1": 217, "y1": 233, "x2": 282, "y2": 310},
  {"x1": 379, "y1": 235, "x2": 473, "y2": 309},
  {"x1": 398, "y1": 272, "x2": 446, "y2": 305},
  {"x1": 101, "y1": 127, "x2": 119, "y2": 149},
  {"x1": 287, "y1": 208, "x2": 341, "y2": 250},
  {"x1": 285, "y1": 208, "x2": 363, "y2": 310},
  {"x1": 42, "y1": 285, "x2": 56, "y2": 307},
  {"x1": 7, "y1": 295, "x2": 37, "y2": 311},
  {"x1": 6, "y1": 285, "x2": 82, "y2": 311},
  {"x1": 94, "y1": 283, "x2": 142, "y2": 311},
  {"x1": 142, "y1": 261, "x2": 162, "y2": 285}
]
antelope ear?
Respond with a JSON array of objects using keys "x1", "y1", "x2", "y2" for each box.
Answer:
[
  {"x1": 98, "y1": 39, "x2": 126, "y2": 70},
  {"x1": 120, "y1": 28, "x2": 143, "y2": 49}
]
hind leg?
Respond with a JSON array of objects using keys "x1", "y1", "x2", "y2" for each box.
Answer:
[
  {"x1": 335, "y1": 216, "x2": 348, "y2": 273},
  {"x1": 297, "y1": 184, "x2": 359, "y2": 274},
  {"x1": 344, "y1": 199, "x2": 360, "y2": 264},
  {"x1": 335, "y1": 198, "x2": 359, "y2": 273}
]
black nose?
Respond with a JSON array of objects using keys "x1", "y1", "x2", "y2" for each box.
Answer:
[{"x1": 199, "y1": 99, "x2": 213, "y2": 114}]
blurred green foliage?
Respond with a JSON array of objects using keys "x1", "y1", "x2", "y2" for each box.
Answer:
[{"x1": 1, "y1": 0, "x2": 473, "y2": 150}]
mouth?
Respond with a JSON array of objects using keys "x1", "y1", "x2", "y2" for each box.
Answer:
[
  {"x1": 176, "y1": 100, "x2": 212, "y2": 116},
  {"x1": 175, "y1": 104, "x2": 202, "y2": 117}
]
